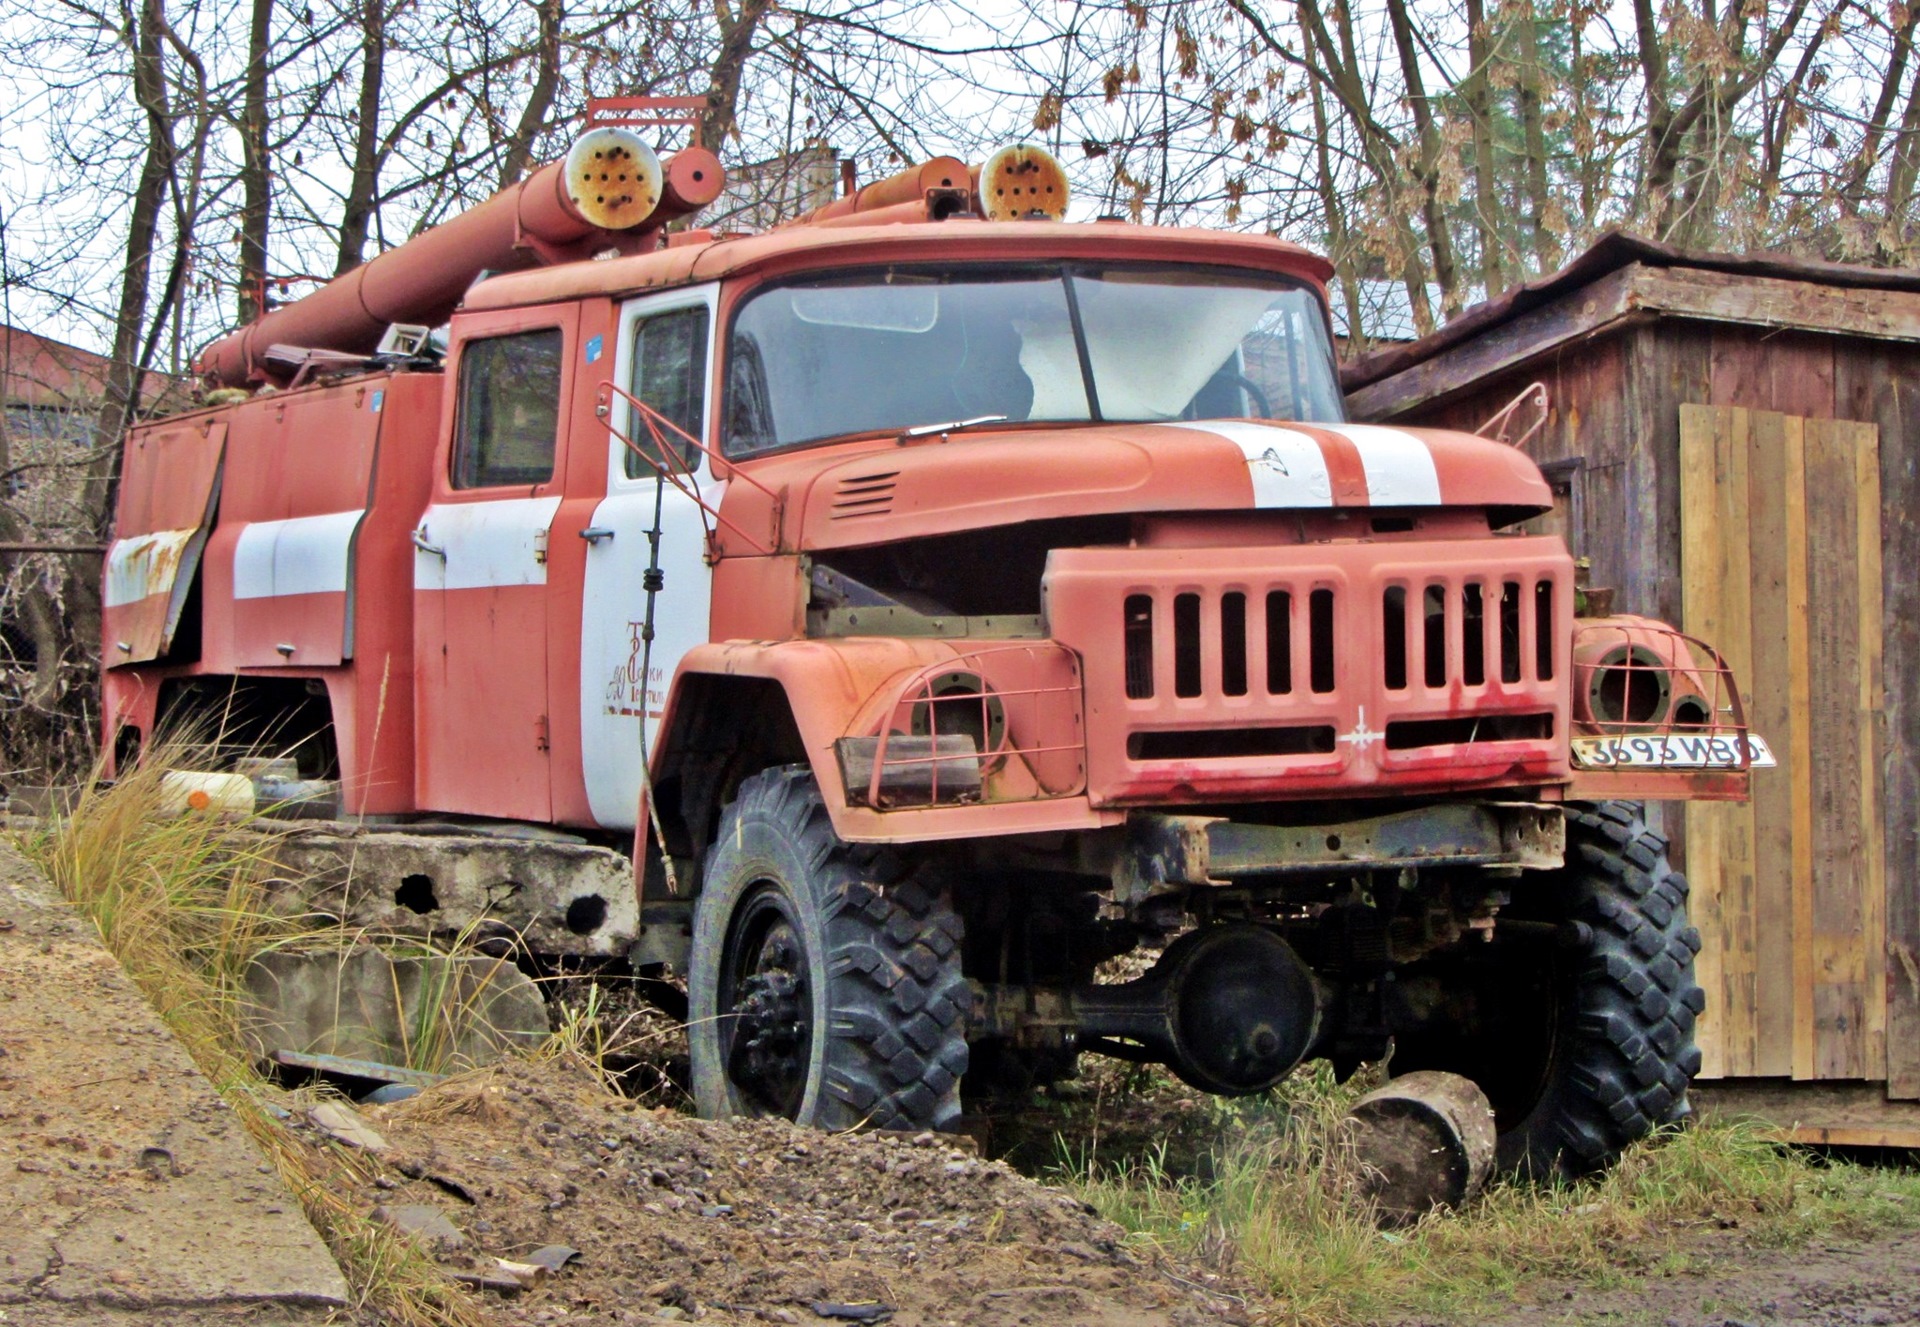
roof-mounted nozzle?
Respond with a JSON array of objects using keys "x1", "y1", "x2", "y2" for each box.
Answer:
[
  {"x1": 563, "y1": 127, "x2": 664, "y2": 231},
  {"x1": 976, "y1": 143, "x2": 1069, "y2": 221}
]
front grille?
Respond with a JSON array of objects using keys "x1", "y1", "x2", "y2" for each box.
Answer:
[
  {"x1": 1122, "y1": 574, "x2": 1560, "y2": 712},
  {"x1": 1381, "y1": 576, "x2": 1558, "y2": 696},
  {"x1": 1133, "y1": 583, "x2": 1336, "y2": 703},
  {"x1": 1044, "y1": 537, "x2": 1574, "y2": 804}
]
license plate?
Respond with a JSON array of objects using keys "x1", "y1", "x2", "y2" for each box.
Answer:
[{"x1": 1571, "y1": 733, "x2": 1777, "y2": 770}]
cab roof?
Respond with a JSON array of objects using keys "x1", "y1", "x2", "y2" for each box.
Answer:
[{"x1": 462, "y1": 220, "x2": 1336, "y2": 313}]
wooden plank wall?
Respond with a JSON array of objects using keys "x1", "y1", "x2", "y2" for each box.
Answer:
[
  {"x1": 1387, "y1": 327, "x2": 1685, "y2": 625},
  {"x1": 1679, "y1": 405, "x2": 1884, "y2": 1081},
  {"x1": 1836, "y1": 343, "x2": 1920, "y2": 1101},
  {"x1": 1352, "y1": 312, "x2": 1920, "y2": 1101}
]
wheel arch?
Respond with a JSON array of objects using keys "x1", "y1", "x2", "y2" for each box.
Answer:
[
  {"x1": 645, "y1": 637, "x2": 996, "y2": 876},
  {"x1": 647, "y1": 670, "x2": 811, "y2": 869}
]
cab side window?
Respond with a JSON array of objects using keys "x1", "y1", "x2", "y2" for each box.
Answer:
[
  {"x1": 452, "y1": 329, "x2": 564, "y2": 488},
  {"x1": 625, "y1": 307, "x2": 710, "y2": 478}
]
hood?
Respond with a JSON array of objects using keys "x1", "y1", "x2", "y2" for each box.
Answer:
[{"x1": 718, "y1": 419, "x2": 1555, "y2": 555}]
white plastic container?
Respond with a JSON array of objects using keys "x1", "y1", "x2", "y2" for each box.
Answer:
[{"x1": 159, "y1": 771, "x2": 256, "y2": 817}]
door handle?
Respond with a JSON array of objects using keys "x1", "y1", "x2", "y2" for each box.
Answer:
[
  {"x1": 410, "y1": 526, "x2": 446, "y2": 558},
  {"x1": 579, "y1": 526, "x2": 615, "y2": 544}
]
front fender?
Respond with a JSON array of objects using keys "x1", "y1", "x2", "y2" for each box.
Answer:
[{"x1": 656, "y1": 638, "x2": 1114, "y2": 844}]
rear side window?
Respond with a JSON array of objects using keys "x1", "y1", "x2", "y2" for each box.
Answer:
[
  {"x1": 453, "y1": 329, "x2": 564, "y2": 488},
  {"x1": 624, "y1": 307, "x2": 710, "y2": 478}
]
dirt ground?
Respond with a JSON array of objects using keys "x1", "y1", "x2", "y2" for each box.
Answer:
[
  {"x1": 315, "y1": 1051, "x2": 1920, "y2": 1327},
  {"x1": 0, "y1": 838, "x2": 346, "y2": 1325},
  {"x1": 319, "y1": 1055, "x2": 1258, "y2": 1326},
  {"x1": 1434, "y1": 1224, "x2": 1920, "y2": 1327}
]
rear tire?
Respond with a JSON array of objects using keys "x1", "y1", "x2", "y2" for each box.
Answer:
[
  {"x1": 1391, "y1": 802, "x2": 1706, "y2": 1177},
  {"x1": 688, "y1": 766, "x2": 970, "y2": 1131}
]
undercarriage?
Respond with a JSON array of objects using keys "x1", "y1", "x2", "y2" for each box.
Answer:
[{"x1": 255, "y1": 786, "x2": 1699, "y2": 1177}]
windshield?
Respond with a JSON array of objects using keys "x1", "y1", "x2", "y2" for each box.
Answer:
[{"x1": 723, "y1": 264, "x2": 1343, "y2": 455}]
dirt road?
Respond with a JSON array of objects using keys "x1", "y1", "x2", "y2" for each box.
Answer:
[
  {"x1": 1409, "y1": 1225, "x2": 1920, "y2": 1327},
  {"x1": 0, "y1": 839, "x2": 347, "y2": 1326}
]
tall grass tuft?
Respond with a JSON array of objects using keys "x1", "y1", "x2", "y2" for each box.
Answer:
[
  {"x1": 17, "y1": 744, "x2": 494, "y2": 1327},
  {"x1": 1059, "y1": 1062, "x2": 1920, "y2": 1326}
]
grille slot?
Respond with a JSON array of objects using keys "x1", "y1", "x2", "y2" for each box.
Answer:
[
  {"x1": 1173, "y1": 593, "x2": 1203, "y2": 697},
  {"x1": 1500, "y1": 580, "x2": 1523, "y2": 682},
  {"x1": 1422, "y1": 584, "x2": 1447, "y2": 687},
  {"x1": 1535, "y1": 580, "x2": 1556, "y2": 680},
  {"x1": 1385, "y1": 711, "x2": 1554, "y2": 749},
  {"x1": 1130, "y1": 725, "x2": 1336, "y2": 761},
  {"x1": 1123, "y1": 594, "x2": 1154, "y2": 699},
  {"x1": 1309, "y1": 588, "x2": 1335, "y2": 694},
  {"x1": 1462, "y1": 583, "x2": 1486, "y2": 685},
  {"x1": 1382, "y1": 587, "x2": 1407, "y2": 691},
  {"x1": 1220, "y1": 592, "x2": 1248, "y2": 696},
  {"x1": 1266, "y1": 591, "x2": 1293, "y2": 694}
]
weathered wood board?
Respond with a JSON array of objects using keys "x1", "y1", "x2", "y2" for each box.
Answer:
[{"x1": 1679, "y1": 404, "x2": 1884, "y2": 1083}]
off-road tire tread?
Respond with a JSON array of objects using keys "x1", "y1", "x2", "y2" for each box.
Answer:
[
  {"x1": 1532, "y1": 801, "x2": 1705, "y2": 1174},
  {"x1": 706, "y1": 766, "x2": 969, "y2": 1132}
]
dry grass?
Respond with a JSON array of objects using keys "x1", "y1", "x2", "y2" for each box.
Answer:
[
  {"x1": 1056, "y1": 1061, "x2": 1920, "y2": 1325},
  {"x1": 16, "y1": 745, "x2": 494, "y2": 1327}
]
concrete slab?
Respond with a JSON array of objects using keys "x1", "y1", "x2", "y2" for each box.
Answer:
[{"x1": 0, "y1": 839, "x2": 349, "y2": 1322}]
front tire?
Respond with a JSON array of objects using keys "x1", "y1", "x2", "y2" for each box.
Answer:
[
  {"x1": 1391, "y1": 802, "x2": 1706, "y2": 1177},
  {"x1": 688, "y1": 766, "x2": 970, "y2": 1131}
]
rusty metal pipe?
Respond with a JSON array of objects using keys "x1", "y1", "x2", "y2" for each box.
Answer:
[
  {"x1": 787, "y1": 156, "x2": 971, "y2": 227},
  {"x1": 196, "y1": 134, "x2": 724, "y2": 388}
]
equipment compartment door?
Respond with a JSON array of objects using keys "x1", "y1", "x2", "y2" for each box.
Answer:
[
  {"x1": 413, "y1": 305, "x2": 580, "y2": 820},
  {"x1": 105, "y1": 418, "x2": 227, "y2": 665},
  {"x1": 577, "y1": 286, "x2": 720, "y2": 830}
]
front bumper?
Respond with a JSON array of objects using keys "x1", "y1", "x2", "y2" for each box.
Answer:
[{"x1": 1120, "y1": 802, "x2": 1565, "y2": 900}]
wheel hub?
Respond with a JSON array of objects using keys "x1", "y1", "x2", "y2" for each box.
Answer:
[{"x1": 724, "y1": 918, "x2": 812, "y2": 1115}]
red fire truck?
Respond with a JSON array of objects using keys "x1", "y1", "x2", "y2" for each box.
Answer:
[{"x1": 102, "y1": 113, "x2": 1766, "y2": 1174}]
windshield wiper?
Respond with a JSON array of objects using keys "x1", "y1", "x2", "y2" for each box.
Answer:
[{"x1": 897, "y1": 414, "x2": 1009, "y2": 444}]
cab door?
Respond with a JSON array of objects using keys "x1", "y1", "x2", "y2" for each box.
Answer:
[
  {"x1": 576, "y1": 286, "x2": 720, "y2": 829},
  {"x1": 413, "y1": 305, "x2": 579, "y2": 820}
]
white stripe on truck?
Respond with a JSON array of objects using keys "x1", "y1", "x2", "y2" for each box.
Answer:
[
  {"x1": 1165, "y1": 420, "x2": 1335, "y2": 507},
  {"x1": 232, "y1": 510, "x2": 365, "y2": 600}
]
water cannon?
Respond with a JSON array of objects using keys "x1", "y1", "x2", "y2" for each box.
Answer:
[
  {"x1": 562, "y1": 127, "x2": 664, "y2": 231},
  {"x1": 975, "y1": 143, "x2": 1070, "y2": 221},
  {"x1": 197, "y1": 114, "x2": 724, "y2": 390}
]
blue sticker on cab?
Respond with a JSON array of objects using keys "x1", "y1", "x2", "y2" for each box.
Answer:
[
  {"x1": 370, "y1": 390, "x2": 384, "y2": 412},
  {"x1": 585, "y1": 335, "x2": 604, "y2": 364}
]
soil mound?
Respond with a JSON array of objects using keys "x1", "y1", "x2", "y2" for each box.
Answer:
[{"x1": 335, "y1": 1055, "x2": 1258, "y2": 1325}]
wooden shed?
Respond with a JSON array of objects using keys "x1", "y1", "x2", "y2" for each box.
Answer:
[{"x1": 1342, "y1": 233, "x2": 1920, "y2": 1145}]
